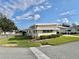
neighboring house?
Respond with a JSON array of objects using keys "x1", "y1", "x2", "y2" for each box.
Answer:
[
  {"x1": 1, "y1": 30, "x2": 17, "y2": 35},
  {"x1": 19, "y1": 30, "x2": 26, "y2": 35},
  {"x1": 26, "y1": 23, "x2": 62, "y2": 38},
  {"x1": 0, "y1": 27, "x2": 19, "y2": 35},
  {"x1": 59, "y1": 25, "x2": 79, "y2": 34},
  {"x1": 0, "y1": 28, "x2": 2, "y2": 33},
  {"x1": 0, "y1": 28, "x2": 3, "y2": 34}
]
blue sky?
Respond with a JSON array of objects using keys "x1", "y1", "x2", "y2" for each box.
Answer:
[{"x1": 0, "y1": 0, "x2": 79, "y2": 29}]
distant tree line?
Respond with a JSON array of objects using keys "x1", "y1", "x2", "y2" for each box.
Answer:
[
  {"x1": 62, "y1": 23, "x2": 79, "y2": 27},
  {"x1": 0, "y1": 13, "x2": 17, "y2": 32}
]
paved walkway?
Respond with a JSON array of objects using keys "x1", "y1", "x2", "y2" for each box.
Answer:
[
  {"x1": 30, "y1": 47, "x2": 50, "y2": 59},
  {"x1": 63, "y1": 35, "x2": 79, "y2": 37}
]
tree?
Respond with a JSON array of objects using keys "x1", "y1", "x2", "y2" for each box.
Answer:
[
  {"x1": 0, "y1": 13, "x2": 17, "y2": 32},
  {"x1": 72, "y1": 23, "x2": 77, "y2": 27},
  {"x1": 62, "y1": 23, "x2": 70, "y2": 27}
]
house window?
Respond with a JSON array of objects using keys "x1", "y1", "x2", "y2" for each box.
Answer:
[
  {"x1": 33, "y1": 30, "x2": 37, "y2": 33},
  {"x1": 67, "y1": 30, "x2": 71, "y2": 32},
  {"x1": 43, "y1": 30, "x2": 47, "y2": 33},
  {"x1": 43, "y1": 30, "x2": 53, "y2": 33},
  {"x1": 77, "y1": 29, "x2": 79, "y2": 31}
]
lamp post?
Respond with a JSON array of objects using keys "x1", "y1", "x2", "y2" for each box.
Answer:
[{"x1": 32, "y1": 14, "x2": 40, "y2": 40}]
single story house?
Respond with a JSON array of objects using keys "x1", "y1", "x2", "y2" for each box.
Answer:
[{"x1": 26, "y1": 23, "x2": 62, "y2": 38}]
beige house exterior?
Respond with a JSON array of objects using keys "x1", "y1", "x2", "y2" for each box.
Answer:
[{"x1": 26, "y1": 23, "x2": 62, "y2": 38}]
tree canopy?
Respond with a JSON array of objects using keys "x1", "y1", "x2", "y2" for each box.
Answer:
[
  {"x1": 62, "y1": 23, "x2": 70, "y2": 27},
  {"x1": 0, "y1": 13, "x2": 17, "y2": 32}
]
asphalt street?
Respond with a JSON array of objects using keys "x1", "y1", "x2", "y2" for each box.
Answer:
[
  {"x1": 0, "y1": 41, "x2": 79, "y2": 59},
  {"x1": 0, "y1": 47, "x2": 37, "y2": 59},
  {"x1": 38, "y1": 41, "x2": 79, "y2": 59}
]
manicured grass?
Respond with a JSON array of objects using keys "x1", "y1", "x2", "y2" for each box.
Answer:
[
  {"x1": 0, "y1": 35, "x2": 41, "y2": 47},
  {"x1": 40, "y1": 36, "x2": 79, "y2": 45},
  {"x1": 0, "y1": 35, "x2": 79, "y2": 47},
  {"x1": 16, "y1": 40, "x2": 41, "y2": 47},
  {"x1": 10, "y1": 35, "x2": 41, "y2": 47}
]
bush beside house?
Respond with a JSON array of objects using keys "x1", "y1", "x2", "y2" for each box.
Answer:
[{"x1": 39, "y1": 34, "x2": 62, "y2": 40}]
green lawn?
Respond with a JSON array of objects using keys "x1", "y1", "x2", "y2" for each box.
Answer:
[
  {"x1": 40, "y1": 36, "x2": 79, "y2": 45},
  {"x1": 0, "y1": 35, "x2": 41, "y2": 47},
  {"x1": 0, "y1": 35, "x2": 79, "y2": 47}
]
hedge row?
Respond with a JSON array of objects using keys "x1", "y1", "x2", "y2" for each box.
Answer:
[
  {"x1": 24, "y1": 34, "x2": 62, "y2": 40},
  {"x1": 39, "y1": 34, "x2": 62, "y2": 39}
]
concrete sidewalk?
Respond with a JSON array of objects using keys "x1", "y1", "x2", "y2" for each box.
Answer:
[{"x1": 63, "y1": 35, "x2": 79, "y2": 37}]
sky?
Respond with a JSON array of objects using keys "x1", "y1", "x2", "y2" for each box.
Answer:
[{"x1": 0, "y1": 0, "x2": 79, "y2": 30}]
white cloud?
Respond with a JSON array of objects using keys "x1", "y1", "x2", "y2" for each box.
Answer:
[
  {"x1": 34, "y1": 14, "x2": 40, "y2": 20},
  {"x1": 0, "y1": 7, "x2": 4, "y2": 13},
  {"x1": 56, "y1": 18, "x2": 69, "y2": 23},
  {"x1": 33, "y1": 6, "x2": 40, "y2": 12},
  {"x1": 0, "y1": 5, "x2": 15, "y2": 19},
  {"x1": 16, "y1": 16, "x2": 33, "y2": 20},
  {"x1": 33, "y1": 5, "x2": 45, "y2": 12},
  {"x1": 60, "y1": 10, "x2": 79, "y2": 16},
  {"x1": 60, "y1": 11, "x2": 70, "y2": 16},
  {"x1": 74, "y1": 22, "x2": 79, "y2": 25},
  {"x1": 46, "y1": 5, "x2": 52, "y2": 8},
  {"x1": 57, "y1": 19, "x2": 61, "y2": 22},
  {"x1": 5, "y1": 2, "x2": 16, "y2": 10},
  {"x1": 33, "y1": 0, "x2": 52, "y2": 13},
  {"x1": 62, "y1": 18, "x2": 69, "y2": 23},
  {"x1": 15, "y1": 0, "x2": 52, "y2": 20},
  {"x1": 40, "y1": 5, "x2": 45, "y2": 9},
  {"x1": 16, "y1": 0, "x2": 33, "y2": 10},
  {"x1": 16, "y1": 13, "x2": 40, "y2": 20},
  {"x1": 34, "y1": 0, "x2": 46, "y2": 5},
  {"x1": 0, "y1": 0, "x2": 52, "y2": 21},
  {"x1": 15, "y1": 11, "x2": 33, "y2": 20},
  {"x1": 8, "y1": 0, "x2": 46, "y2": 11}
]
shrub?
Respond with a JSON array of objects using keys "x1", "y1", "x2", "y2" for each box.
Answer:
[
  {"x1": 39, "y1": 34, "x2": 62, "y2": 39},
  {"x1": 9, "y1": 35, "x2": 32, "y2": 40},
  {"x1": 7, "y1": 41, "x2": 17, "y2": 44},
  {"x1": 40, "y1": 41, "x2": 48, "y2": 45},
  {"x1": 40, "y1": 35, "x2": 50, "y2": 39},
  {"x1": 26, "y1": 36, "x2": 33, "y2": 39}
]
